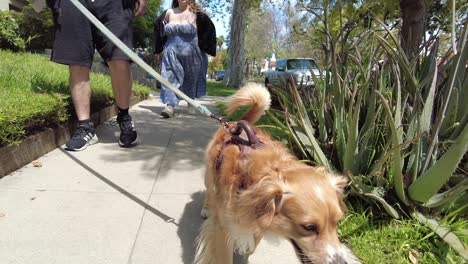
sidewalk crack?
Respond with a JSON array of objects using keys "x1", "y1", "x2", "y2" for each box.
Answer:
[{"x1": 126, "y1": 128, "x2": 175, "y2": 264}]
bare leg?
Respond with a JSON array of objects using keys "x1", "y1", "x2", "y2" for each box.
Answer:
[
  {"x1": 108, "y1": 59, "x2": 138, "y2": 147},
  {"x1": 108, "y1": 60, "x2": 132, "y2": 109},
  {"x1": 69, "y1": 65, "x2": 91, "y2": 120},
  {"x1": 66, "y1": 65, "x2": 98, "y2": 151}
]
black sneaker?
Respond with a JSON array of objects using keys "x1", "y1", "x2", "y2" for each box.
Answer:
[
  {"x1": 65, "y1": 122, "x2": 98, "y2": 151},
  {"x1": 117, "y1": 114, "x2": 138, "y2": 147}
]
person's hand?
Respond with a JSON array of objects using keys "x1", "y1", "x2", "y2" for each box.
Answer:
[{"x1": 134, "y1": 0, "x2": 147, "y2": 17}]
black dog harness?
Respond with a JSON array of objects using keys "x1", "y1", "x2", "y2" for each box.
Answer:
[{"x1": 214, "y1": 120, "x2": 265, "y2": 189}]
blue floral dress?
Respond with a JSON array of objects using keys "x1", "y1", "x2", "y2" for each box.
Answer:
[{"x1": 160, "y1": 23, "x2": 208, "y2": 106}]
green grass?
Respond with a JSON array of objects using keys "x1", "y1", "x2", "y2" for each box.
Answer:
[
  {"x1": 340, "y1": 200, "x2": 467, "y2": 264},
  {"x1": 0, "y1": 49, "x2": 150, "y2": 146},
  {"x1": 206, "y1": 80, "x2": 237, "y2": 96}
]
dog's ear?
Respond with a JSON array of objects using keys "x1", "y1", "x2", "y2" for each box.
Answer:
[
  {"x1": 330, "y1": 175, "x2": 348, "y2": 194},
  {"x1": 237, "y1": 178, "x2": 283, "y2": 229},
  {"x1": 326, "y1": 170, "x2": 348, "y2": 213},
  {"x1": 317, "y1": 166, "x2": 347, "y2": 194}
]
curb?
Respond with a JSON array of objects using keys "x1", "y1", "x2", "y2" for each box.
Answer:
[{"x1": 0, "y1": 95, "x2": 145, "y2": 178}]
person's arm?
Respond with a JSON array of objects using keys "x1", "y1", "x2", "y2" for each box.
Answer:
[
  {"x1": 164, "y1": 8, "x2": 172, "y2": 23},
  {"x1": 134, "y1": 0, "x2": 147, "y2": 16}
]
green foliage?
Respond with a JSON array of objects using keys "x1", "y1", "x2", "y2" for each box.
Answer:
[
  {"x1": 245, "y1": 7, "x2": 275, "y2": 61},
  {"x1": 427, "y1": 0, "x2": 468, "y2": 33},
  {"x1": 200, "y1": 0, "x2": 262, "y2": 15},
  {"x1": 19, "y1": 4, "x2": 55, "y2": 51},
  {"x1": 216, "y1": 36, "x2": 225, "y2": 49},
  {"x1": 208, "y1": 49, "x2": 228, "y2": 76},
  {"x1": 206, "y1": 80, "x2": 237, "y2": 96},
  {"x1": 287, "y1": 0, "x2": 467, "y2": 64},
  {"x1": 0, "y1": 6, "x2": 54, "y2": 52},
  {"x1": 215, "y1": 101, "x2": 467, "y2": 264},
  {"x1": 0, "y1": 11, "x2": 25, "y2": 51},
  {"x1": 133, "y1": 0, "x2": 163, "y2": 48},
  {"x1": 340, "y1": 201, "x2": 467, "y2": 264},
  {"x1": 0, "y1": 50, "x2": 150, "y2": 146},
  {"x1": 265, "y1": 3, "x2": 467, "y2": 258}
]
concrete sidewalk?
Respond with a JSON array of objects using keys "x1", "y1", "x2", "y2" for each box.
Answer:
[{"x1": 0, "y1": 96, "x2": 299, "y2": 264}]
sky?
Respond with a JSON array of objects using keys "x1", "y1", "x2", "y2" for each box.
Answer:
[{"x1": 161, "y1": 0, "x2": 230, "y2": 38}]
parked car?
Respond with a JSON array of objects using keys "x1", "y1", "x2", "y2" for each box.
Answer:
[
  {"x1": 264, "y1": 58, "x2": 322, "y2": 88},
  {"x1": 215, "y1": 70, "x2": 225, "y2": 81}
]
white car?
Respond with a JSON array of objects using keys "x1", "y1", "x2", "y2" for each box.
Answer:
[{"x1": 264, "y1": 58, "x2": 322, "y2": 88}]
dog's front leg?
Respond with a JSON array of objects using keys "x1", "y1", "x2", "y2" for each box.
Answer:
[
  {"x1": 231, "y1": 232, "x2": 262, "y2": 264},
  {"x1": 201, "y1": 169, "x2": 215, "y2": 219},
  {"x1": 196, "y1": 217, "x2": 234, "y2": 264}
]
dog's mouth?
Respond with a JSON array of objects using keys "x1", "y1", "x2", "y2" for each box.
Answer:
[{"x1": 290, "y1": 239, "x2": 314, "y2": 264}]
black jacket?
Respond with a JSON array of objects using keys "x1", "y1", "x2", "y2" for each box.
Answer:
[{"x1": 153, "y1": 10, "x2": 217, "y2": 56}]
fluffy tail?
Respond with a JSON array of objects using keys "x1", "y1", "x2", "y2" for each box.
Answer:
[{"x1": 226, "y1": 83, "x2": 271, "y2": 124}]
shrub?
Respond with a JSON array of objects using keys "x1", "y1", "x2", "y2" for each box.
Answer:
[
  {"x1": 19, "y1": 5, "x2": 54, "y2": 51},
  {"x1": 0, "y1": 11, "x2": 25, "y2": 51},
  {"x1": 266, "y1": 11, "x2": 467, "y2": 261}
]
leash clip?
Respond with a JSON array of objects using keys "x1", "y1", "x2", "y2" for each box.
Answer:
[{"x1": 210, "y1": 114, "x2": 231, "y2": 132}]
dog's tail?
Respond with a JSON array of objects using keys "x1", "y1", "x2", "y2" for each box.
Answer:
[{"x1": 226, "y1": 83, "x2": 271, "y2": 124}]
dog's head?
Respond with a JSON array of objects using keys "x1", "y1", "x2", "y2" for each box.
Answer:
[{"x1": 237, "y1": 166, "x2": 357, "y2": 264}]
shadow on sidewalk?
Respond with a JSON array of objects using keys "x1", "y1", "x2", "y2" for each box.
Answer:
[
  {"x1": 177, "y1": 191, "x2": 204, "y2": 264},
  {"x1": 60, "y1": 148, "x2": 177, "y2": 225},
  {"x1": 93, "y1": 104, "x2": 219, "y2": 180}
]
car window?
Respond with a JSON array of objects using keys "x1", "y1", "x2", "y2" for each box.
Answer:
[
  {"x1": 287, "y1": 59, "x2": 318, "y2": 70},
  {"x1": 303, "y1": 59, "x2": 318, "y2": 69},
  {"x1": 276, "y1": 60, "x2": 286, "y2": 70}
]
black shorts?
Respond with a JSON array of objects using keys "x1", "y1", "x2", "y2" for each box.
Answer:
[{"x1": 49, "y1": 0, "x2": 135, "y2": 68}]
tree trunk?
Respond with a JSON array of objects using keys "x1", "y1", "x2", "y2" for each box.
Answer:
[
  {"x1": 400, "y1": 0, "x2": 427, "y2": 61},
  {"x1": 224, "y1": 0, "x2": 249, "y2": 88}
]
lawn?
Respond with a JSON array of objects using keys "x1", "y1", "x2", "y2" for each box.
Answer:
[
  {"x1": 340, "y1": 200, "x2": 466, "y2": 264},
  {"x1": 206, "y1": 80, "x2": 238, "y2": 96},
  {"x1": 0, "y1": 50, "x2": 150, "y2": 146}
]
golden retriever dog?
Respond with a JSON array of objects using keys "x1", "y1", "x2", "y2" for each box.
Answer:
[{"x1": 196, "y1": 83, "x2": 359, "y2": 264}]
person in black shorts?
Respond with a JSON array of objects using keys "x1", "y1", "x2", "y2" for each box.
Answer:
[{"x1": 47, "y1": 0, "x2": 147, "y2": 151}]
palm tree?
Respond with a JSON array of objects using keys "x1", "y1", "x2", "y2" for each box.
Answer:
[{"x1": 216, "y1": 36, "x2": 224, "y2": 51}]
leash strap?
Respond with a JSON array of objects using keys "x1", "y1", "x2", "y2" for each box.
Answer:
[{"x1": 68, "y1": 0, "x2": 213, "y2": 116}]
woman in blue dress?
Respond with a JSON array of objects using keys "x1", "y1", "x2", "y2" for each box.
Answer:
[{"x1": 154, "y1": 0, "x2": 216, "y2": 118}]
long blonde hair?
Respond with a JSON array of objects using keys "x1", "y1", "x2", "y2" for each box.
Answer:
[{"x1": 172, "y1": 0, "x2": 203, "y2": 13}]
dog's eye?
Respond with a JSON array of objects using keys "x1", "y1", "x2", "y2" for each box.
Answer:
[{"x1": 302, "y1": 224, "x2": 319, "y2": 234}]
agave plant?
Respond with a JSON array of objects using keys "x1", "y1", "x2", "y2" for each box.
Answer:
[{"x1": 266, "y1": 16, "x2": 467, "y2": 259}]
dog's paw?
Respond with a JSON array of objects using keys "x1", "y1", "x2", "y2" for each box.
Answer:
[
  {"x1": 200, "y1": 207, "x2": 210, "y2": 219},
  {"x1": 233, "y1": 233, "x2": 256, "y2": 256},
  {"x1": 234, "y1": 239, "x2": 256, "y2": 256}
]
